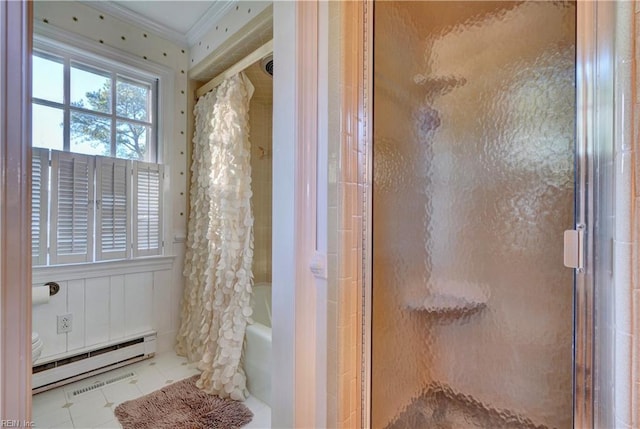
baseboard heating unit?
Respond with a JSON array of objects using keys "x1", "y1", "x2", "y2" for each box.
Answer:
[{"x1": 32, "y1": 333, "x2": 156, "y2": 393}]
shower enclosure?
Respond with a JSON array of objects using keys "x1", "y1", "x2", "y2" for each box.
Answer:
[{"x1": 370, "y1": 1, "x2": 579, "y2": 428}]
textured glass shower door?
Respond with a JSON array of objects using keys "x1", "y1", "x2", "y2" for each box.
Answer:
[{"x1": 371, "y1": 2, "x2": 576, "y2": 428}]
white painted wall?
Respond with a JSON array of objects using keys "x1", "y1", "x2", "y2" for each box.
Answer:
[{"x1": 31, "y1": 1, "x2": 189, "y2": 357}]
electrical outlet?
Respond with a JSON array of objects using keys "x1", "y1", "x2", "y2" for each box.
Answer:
[{"x1": 57, "y1": 314, "x2": 73, "y2": 334}]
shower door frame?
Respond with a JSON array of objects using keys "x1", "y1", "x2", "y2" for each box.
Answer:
[{"x1": 360, "y1": 1, "x2": 615, "y2": 428}]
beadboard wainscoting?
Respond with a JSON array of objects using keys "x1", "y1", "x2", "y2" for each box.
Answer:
[
  {"x1": 31, "y1": 0, "x2": 191, "y2": 367},
  {"x1": 32, "y1": 257, "x2": 176, "y2": 364}
]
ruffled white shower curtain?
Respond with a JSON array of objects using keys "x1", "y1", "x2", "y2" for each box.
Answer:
[{"x1": 176, "y1": 72, "x2": 255, "y2": 401}]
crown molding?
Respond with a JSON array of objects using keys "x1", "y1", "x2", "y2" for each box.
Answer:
[
  {"x1": 33, "y1": 21, "x2": 174, "y2": 78},
  {"x1": 186, "y1": 0, "x2": 237, "y2": 46},
  {"x1": 78, "y1": 1, "x2": 189, "y2": 47}
]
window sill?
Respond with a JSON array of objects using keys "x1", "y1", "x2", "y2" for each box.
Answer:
[{"x1": 32, "y1": 255, "x2": 175, "y2": 285}]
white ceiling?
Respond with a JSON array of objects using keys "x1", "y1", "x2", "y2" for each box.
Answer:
[
  {"x1": 86, "y1": 0, "x2": 234, "y2": 46},
  {"x1": 113, "y1": 1, "x2": 215, "y2": 34}
]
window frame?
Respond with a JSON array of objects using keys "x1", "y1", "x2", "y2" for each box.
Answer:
[
  {"x1": 32, "y1": 25, "x2": 175, "y2": 270},
  {"x1": 32, "y1": 47, "x2": 158, "y2": 162}
]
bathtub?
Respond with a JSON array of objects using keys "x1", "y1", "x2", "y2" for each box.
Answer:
[{"x1": 245, "y1": 282, "x2": 272, "y2": 406}]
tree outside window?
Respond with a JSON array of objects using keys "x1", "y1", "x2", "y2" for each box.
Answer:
[
  {"x1": 32, "y1": 52, "x2": 156, "y2": 162},
  {"x1": 70, "y1": 79, "x2": 151, "y2": 160}
]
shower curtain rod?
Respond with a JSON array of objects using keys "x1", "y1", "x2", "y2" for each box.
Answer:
[{"x1": 196, "y1": 39, "x2": 273, "y2": 99}]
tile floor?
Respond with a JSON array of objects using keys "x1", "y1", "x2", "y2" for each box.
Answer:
[{"x1": 32, "y1": 352, "x2": 271, "y2": 429}]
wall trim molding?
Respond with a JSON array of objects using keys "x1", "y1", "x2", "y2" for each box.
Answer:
[
  {"x1": 33, "y1": 21, "x2": 174, "y2": 80},
  {"x1": 186, "y1": 1, "x2": 237, "y2": 47},
  {"x1": 77, "y1": 1, "x2": 238, "y2": 50},
  {"x1": 270, "y1": 2, "x2": 326, "y2": 427},
  {"x1": 32, "y1": 256, "x2": 175, "y2": 285},
  {"x1": 294, "y1": 1, "x2": 321, "y2": 427},
  {"x1": 188, "y1": 5, "x2": 273, "y2": 81},
  {"x1": 78, "y1": 1, "x2": 188, "y2": 47},
  {"x1": 0, "y1": 0, "x2": 32, "y2": 420},
  {"x1": 271, "y1": 3, "x2": 296, "y2": 426},
  {"x1": 361, "y1": 2, "x2": 373, "y2": 427}
]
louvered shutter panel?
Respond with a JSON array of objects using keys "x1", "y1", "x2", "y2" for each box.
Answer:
[
  {"x1": 50, "y1": 150, "x2": 94, "y2": 264},
  {"x1": 133, "y1": 161, "x2": 163, "y2": 257},
  {"x1": 96, "y1": 157, "x2": 130, "y2": 260},
  {"x1": 31, "y1": 148, "x2": 49, "y2": 266}
]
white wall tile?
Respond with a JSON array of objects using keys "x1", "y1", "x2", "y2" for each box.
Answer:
[
  {"x1": 614, "y1": 417, "x2": 632, "y2": 429},
  {"x1": 615, "y1": 151, "x2": 634, "y2": 242},
  {"x1": 247, "y1": 86, "x2": 273, "y2": 285},
  {"x1": 614, "y1": 241, "x2": 634, "y2": 332},
  {"x1": 615, "y1": 330, "x2": 633, "y2": 425},
  {"x1": 617, "y1": 5, "x2": 638, "y2": 426}
]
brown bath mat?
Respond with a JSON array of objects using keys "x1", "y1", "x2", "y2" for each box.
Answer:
[{"x1": 114, "y1": 375, "x2": 253, "y2": 429}]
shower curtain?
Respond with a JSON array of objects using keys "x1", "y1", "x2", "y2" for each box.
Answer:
[{"x1": 176, "y1": 72, "x2": 255, "y2": 401}]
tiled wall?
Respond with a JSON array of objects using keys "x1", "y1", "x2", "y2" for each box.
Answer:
[
  {"x1": 32, "y1": 1, "x2": 190, "y2": 354},
  {"x1": 248, "y1": 65, "x2": 273, "y2": 285},
  {"x1": 326, "y1": 1, "x2": 341, "y2": 424},
  {"x1": 327, "y1": 2, "x2": 364, "y2": 428},
  {"x1": 593, "y1": 2, "x2": 640, "y2": 428}
]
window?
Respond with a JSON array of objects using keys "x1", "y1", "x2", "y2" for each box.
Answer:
[
  {"x1": 32, "y1": 44, "x2": 164, "y2": 266},
  {"x1": 32, "y1": 51, "x2": 156, "y2": 161}
]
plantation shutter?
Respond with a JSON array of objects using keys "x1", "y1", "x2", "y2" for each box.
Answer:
[
  {"x1": 50, "y1": 150, "x2": 94, "y2": 264},
  {"x1": 132, "y1": 161, "x2": 163, "y2": 257},
  {"x1": 31, "y1": 147, "x2": 49, "y2": 266},
  {"x1": 96, "y1": 157, "x2": 130, "y2": 260}
]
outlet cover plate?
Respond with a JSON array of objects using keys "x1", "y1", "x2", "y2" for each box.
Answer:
[{"x1": 57, "y1": 314, "x2": 73, "y2": 334}]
